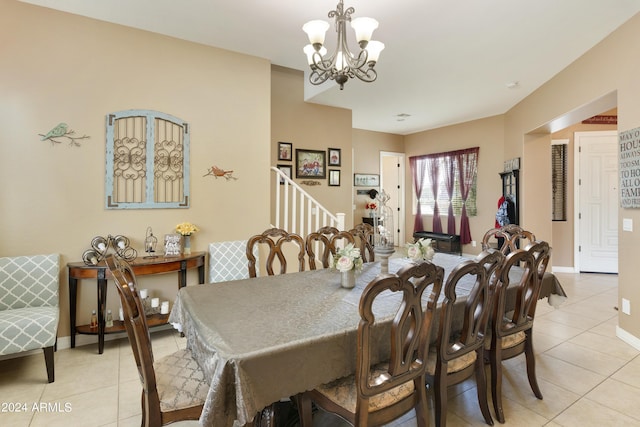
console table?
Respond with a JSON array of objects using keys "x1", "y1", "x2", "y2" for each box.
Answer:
[{"x1": 67, "y1": 252, "x2": 206, "y2": 354}]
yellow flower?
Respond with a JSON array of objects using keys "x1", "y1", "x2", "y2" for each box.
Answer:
[{"x1": 176, "y1": 222, "x2": 198, "y2": 236}]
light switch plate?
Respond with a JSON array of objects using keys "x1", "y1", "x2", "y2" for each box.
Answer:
[{"x1": 623, "y1": 218, "x2": 633, "y2": 232}]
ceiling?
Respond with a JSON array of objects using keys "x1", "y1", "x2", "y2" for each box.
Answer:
[{"x1": 20, "y1": 0, "x2": 640, "y2": 135}]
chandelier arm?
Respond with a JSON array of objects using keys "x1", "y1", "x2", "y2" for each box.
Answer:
[{"x1": 352, "y1": 67, "x2": 378, "y2": 83}]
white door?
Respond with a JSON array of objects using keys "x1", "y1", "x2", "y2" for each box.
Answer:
[
  {"x1": 380, "y1": 152, "x2": 405, "y2": 247},
  {"x1": 576, "y1": 131, "x2": 618, "y2": 273}
]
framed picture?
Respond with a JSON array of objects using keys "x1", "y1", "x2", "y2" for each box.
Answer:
[
  {"x1": 295, "y1": 149, "x2": 326, "y2": 179},
  {"x1": 278, "y1": 142, "x2": 292, "y2": 161},
  {"x1": 328, "y1": 148, "x2": 341, "y2": 166},
  {"x1": 354, "y1": 173, "x2": 380, "y2": 187},
  {"x1": 329, "y1": 169, "x2": 341, "y2": 186},
  {"x1": 277, "y1": 164, "x2": 292, "y2": 185}
]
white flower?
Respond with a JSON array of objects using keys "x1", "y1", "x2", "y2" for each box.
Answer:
[
  {"x1": 335, "y1": 255, "x2": 354, "y2": 272},
  {"x1": 405, "y1": 238, "x2": 435, "y2": 261},
  {"x1": 331, "y1": 243, "x2": 363, "y2": 272}
]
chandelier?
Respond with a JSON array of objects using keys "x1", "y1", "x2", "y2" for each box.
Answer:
[{"x1": 303, "y1": 0, "x2": 384, "y2": 90}]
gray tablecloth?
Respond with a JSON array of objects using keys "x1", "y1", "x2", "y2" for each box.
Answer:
[{"x1": 169, "y1": 253, "x2": 565, "y2": 427}]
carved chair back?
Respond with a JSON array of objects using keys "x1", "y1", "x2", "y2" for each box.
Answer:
[
  {"x1": 246, "y1": 228, "x2": 306, "y2": 278},
  {"x1": 305, "y1": 226, "x2": 355, "y2": 270}
]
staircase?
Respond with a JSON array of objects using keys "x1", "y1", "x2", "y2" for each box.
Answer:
[{"x1": 271, "y1": 166, "x2": 346, "y2": 235}]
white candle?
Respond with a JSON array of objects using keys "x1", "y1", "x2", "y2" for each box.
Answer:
[
  {"x1": 151, "y1": 298, "x2": 160, "y2": 308},
  {"x1": 139, "y1": 289, "x2": 148, "y2": 299},
  {"x1": 118, "y1": 241, "x2": 126, "y2": 249},
  {"x1": 160, "y1": 301, "x2": 170, "y2": 314},
  {"x1": 119, "y1": 307, "x2": 124, "y2": 321},
  {"x1": 90, "y1": 256, "x2": 98, "y2": 265},
  {"x1": 98, "y1": 242, "x2": 106, "y2": 251}
]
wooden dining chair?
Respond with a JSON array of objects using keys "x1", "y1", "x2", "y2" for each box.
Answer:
[
  {"x1": 297, "y1": 261, "x2": 445, "y2": 427},
  {"x1": 246, "y1": 228, "x2": 306, "y2": 277},
  {"x1": 425, "y1": 250, "x2": 504, "y2": 427},
  {"x1": 348, "y1": 223, "x2": 375, "y2": 263},
  {"x1": 481, "y1": 224, "x2": 535, "y2": 254},
  {"x1": 105, "y1": 255, "x2": 208, "y2": 427},
  {"x1": 306, "y1": 226, "x2": 355, "y2": 269},
  {"x1": 485, "y1": 240, "x2": 551, "y2": 423}
]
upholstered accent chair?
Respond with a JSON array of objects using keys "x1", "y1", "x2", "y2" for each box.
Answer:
[
  {"x1": 298, "y1": 261, "x2": 444, "y2": 427},
  {"x1": 425, "y1": 250, "x2": 504, "y2": 427},
  {"x1": 105, "y1": 255, "x2": 208, "y2": 427},
  {"x1": 0, "y1": 254, "x2": 59, "y2": 383},
  {"x1": 246, "y1": 228, "x2": 306, "y2": 278},
  {"x1": 485, "y1": 241, "x2": 551, "y2": 423},
  {"x1": 209, "y1": 240, "x2": 257, "y2": 282}
]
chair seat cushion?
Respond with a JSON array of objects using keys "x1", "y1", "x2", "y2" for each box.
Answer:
[
  {"x1": 0, "y1": 306, "x2": 58, "y2": 355},
  {"x1": 425, "y1": 349, "x2": 477, "y2": 375},
  {"x1": 154, "y1": 349, "x2": 209, "y2": 412},
  {"x1": 484, "y1": 330, "x2": 526, "y2": 350},
  {"x1": 315, "y1": 363, "x2": 415, "y2": 413}
]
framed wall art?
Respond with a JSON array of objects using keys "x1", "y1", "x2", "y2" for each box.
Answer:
[
  {"x1": 295, "y1": 149, "x2": 326, "y2": 179},
  {"x1": 328, "y1": 148, "x2": 341, "y2": 166},
  {"x1": 329, "y1": 169, "x2": 341, "y2": 186},
  {"x1": 354, "y1": 173, "x2": 380, "y2": 187},
  {"x1": 278, "y1": 142, "x2": 292, "y2": 161},
  {"x1": 277, "y1": 164, "x2": 292, "y2": 184}
]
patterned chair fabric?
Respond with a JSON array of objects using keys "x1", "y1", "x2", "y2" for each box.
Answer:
[
  {"x1": 209, "y1": 240, "x2": 257, "y2": 282},
  {"x1": 0, "y1": 254, "x2": 59, "y2": 383}
]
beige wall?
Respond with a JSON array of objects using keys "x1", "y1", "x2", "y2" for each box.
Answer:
[
  {"x1": 504, "y1": 13, "x2": 640, "y2": 341},
  {"x1": 270, "y1": 66, "x2": 354, "y2": 230},
  {"x1": 403, "y1": 115, "x2": 505, "y2": 255},
  {"x1": 1, "y1": 0, "x2": 271, "y2": 338}
]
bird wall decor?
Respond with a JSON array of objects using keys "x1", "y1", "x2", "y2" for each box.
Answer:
[
  {"x1": 203, "y1": 165, "x2": 238, "y2": 180},
  {"x1": 39, "y1": 122, "x2": 90, "y2": 146}
]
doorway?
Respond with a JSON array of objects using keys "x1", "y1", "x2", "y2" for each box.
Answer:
[
  {"x1": 380, "y1": 152, "x2": 405, "y2": 247},
  {"x1": 575, "y1": 131, "x2": 619, "y2": 273}
]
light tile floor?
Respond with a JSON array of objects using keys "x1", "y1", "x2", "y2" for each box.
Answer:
[{"x1": 1, "y1": 272, "x2": 639, "y2": 426}]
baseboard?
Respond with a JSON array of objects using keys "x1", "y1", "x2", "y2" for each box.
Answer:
[
  {"x1": 551, "y1": 266, "x2": 578, "y2": 273},
  {"x1": 616, "y1": 325, "x2": 640, "y2": 351}
]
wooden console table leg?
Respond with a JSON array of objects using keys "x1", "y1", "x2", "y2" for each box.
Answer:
[
  {"x1": 69, "y1": 277, "x2": 78, "y2": 348},
  {"x1": 97, "y1": 269, "x2": 108, "y2": 354}
]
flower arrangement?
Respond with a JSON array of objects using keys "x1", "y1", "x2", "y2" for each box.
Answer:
[
  {"x1": 176, "y1": 222, "x2": 198, "y2": 236},
  {"x1": 365, "y1": 202, "x2": 377, "y2": 211},
  {"x1": 405, "y1": 238, "x2": 435, "y2": 262},
  {"x1": 331, "y1": 243, "x2": 364, "y2": 273}
]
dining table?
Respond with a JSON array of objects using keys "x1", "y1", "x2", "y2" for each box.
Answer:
[{"x1": 168, "y1": 252, "x2": 566, "y2": 427}]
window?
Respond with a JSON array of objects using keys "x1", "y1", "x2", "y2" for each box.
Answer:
[
  {"x1": 414, "y1": 155, "x2": 478, "y2": 216},
  {"x1": 105, "y1": 110, "x2": 190, "y2": 209},
  {"x1": 551, "y1": 141, "x2": 568, "y2": 221}
]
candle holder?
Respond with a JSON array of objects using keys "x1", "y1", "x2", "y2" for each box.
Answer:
[
  {"x1": 82, "y1": 234, "x2": 137, "y2": 266},
  {"x1": 144, "y1": 227, "x2": 159, "y2": 259}
]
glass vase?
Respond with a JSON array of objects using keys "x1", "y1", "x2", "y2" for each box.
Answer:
[{"x1": 183, "y1": 235, "x2": 191, "y2": 255}]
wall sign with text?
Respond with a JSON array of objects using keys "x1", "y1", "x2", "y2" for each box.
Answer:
[{"x1": 619, "y1": 127, "x2": 640, "y2": 208}]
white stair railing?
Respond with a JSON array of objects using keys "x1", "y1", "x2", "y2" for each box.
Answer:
[{"x1": 271, "y1": 166, "x2": 345, "y2": 235}]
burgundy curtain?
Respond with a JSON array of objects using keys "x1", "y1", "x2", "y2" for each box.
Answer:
[
  {"x1": 409, "y1": 156, "x2": 426, "y2": 232},
  {"x1": 426, "y1": 157, "x2": 443, "y2": 233},
  {"x1": 442, "y1": 155, "x2": 456, "y2": 234},
  {"x1": 456, "y1": 147, "x2": 479, "y2": 244}
]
